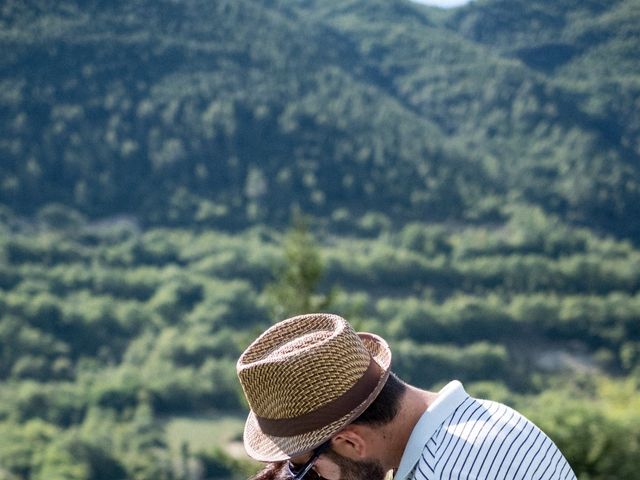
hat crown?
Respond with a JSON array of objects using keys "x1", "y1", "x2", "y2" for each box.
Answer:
[{"x1": 237, "y1": 314, "x2": 371, "y2": 421}]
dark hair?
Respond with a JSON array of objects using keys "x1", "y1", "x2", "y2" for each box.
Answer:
[
  {"x1": 351, "y1": 371, "x2": 406, "y2": 426},
  {"x1": 249, "y1": 461, "x2": 289, "y2": 480}
]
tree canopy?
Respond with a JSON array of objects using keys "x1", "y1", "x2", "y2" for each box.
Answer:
[{"x1": 1, "y1": 0, "x2": 639, "y2": 238}]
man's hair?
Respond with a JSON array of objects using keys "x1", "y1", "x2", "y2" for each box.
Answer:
[{"x1": 351, "y1": 371, "x2": 406, "y2": 426}]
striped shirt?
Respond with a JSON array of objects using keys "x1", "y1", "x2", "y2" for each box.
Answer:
[{"x1": 395, "y1": 381, "x2": 576, "y2": 480}]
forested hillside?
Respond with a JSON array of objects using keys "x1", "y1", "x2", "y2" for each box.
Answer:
[
  {"x1": 1, "y1": 0, "x2": 639, "y2": 236},
  {"x1": 1, "y1": 0, "x2": 639, "y2": 479}
]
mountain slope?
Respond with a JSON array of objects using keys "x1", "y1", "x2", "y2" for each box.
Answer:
[
  {"x1": 0, "y1": 0, "x2": 638, "y2": 238},
  {"x1": 290, "y1": 0, "x2": 640, "y2": 234},
  {"x1": 0, "y1": 0, "x2": 494, "y2": 225}
]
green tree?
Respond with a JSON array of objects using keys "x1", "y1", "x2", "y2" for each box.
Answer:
[
  {"x1": 265, "y1": 216, "x2": 334, "y2": 320},
  {"x1": 522, "y1": 378, "x2": 640, "y2": 479}
]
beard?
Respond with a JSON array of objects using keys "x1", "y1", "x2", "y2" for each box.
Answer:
[
  {"x1": 324, "y1": 448, "x2": 387, "y2": 480},
  {"x1": 249, "y1": 448, "x2": 387, "y2": 480}
]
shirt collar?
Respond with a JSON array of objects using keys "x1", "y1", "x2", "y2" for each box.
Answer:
[{"x1": 394, "y1": 380, "x2": 468, "y2": 480}]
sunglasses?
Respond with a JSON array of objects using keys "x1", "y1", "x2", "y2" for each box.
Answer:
[{"x1": 287, "y1": 440, "x2": 331, "y2": 480}]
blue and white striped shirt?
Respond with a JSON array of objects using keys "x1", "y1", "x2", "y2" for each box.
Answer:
[{"x1": 395, "y1": 381, "x2": 576, "y2": 480}]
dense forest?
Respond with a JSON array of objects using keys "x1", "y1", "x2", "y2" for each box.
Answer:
[
  {"x1": 0, "y1": 0, "x2": 639, "y2": 479},
  {"x1": 2, "y1": 0, "x2": 640, "y2": 236}
]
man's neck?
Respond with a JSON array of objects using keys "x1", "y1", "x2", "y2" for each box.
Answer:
[{"x1": 382, "y1": 385, "x2": 438, "y2": 472}]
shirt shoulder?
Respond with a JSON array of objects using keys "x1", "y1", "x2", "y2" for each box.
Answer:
[{"x1": 409, "y1": 397, "x2": 576, "y2": 480}]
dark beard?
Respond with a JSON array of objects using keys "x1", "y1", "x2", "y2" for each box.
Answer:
[
  {"x1": 249, "y1": 450, "x2": 387, "y2": 480},
  {"x1": 325, "y1": 449, "x2": 387, "y2": 480}
]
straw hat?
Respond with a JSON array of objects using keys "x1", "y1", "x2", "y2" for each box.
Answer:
[{"x1": 237, "y1": 313, "x2": 392, "y2": 461}]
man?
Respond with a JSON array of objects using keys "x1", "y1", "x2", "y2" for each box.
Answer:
[{"x1": 237, "y1": 313, "x2": 576, "y2": 480}]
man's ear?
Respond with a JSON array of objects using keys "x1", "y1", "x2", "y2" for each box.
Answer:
[{"x1": 331, "y1": 425, "x2": 369, "y2": 459}]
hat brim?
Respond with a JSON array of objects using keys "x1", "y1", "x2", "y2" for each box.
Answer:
[{"x1": 242, "y1": 332, "x2": 392, "y2": 462}]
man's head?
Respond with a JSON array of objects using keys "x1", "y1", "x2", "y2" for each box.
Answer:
[
  {"x1": 303, "y1": 372, "x2": 406, "y2": 480},
  {"x1": 250, "y1": 371, "x2": 407, "y2": 480},
  {"x1": 237, "y1": 313, "x2": 399, "y2": 477}
]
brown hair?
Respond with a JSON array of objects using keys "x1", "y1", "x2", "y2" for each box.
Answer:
[
  {"x1": 249, "y1": 461, "x2": 290, "y2": 480},
  {"x1": 352, "y1": 371, "x2": 406, "y2": 426}
]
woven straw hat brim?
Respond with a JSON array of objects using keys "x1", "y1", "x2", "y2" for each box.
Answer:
[{"x1": 243, "y1": 332, "x2": 391, "y2": 462}]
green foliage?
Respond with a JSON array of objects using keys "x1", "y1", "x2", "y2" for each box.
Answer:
[
  {"x1": 265, "y1": 217, "x2": 334, "y2": 319},
  {"x1": 32, "y1": 435, "x2": 126, "y2": 480},
  {"x1": 1, "y1": 211, "x2": 640, "y2": 477},
  {"x1": 393, "y1": 340, "x2": 511, "y2": 386},
  {"x1": 195, "y1": 448, "x2": 256, "y2": 480},
  {"x1": 1, "y1": 0, "x2": 638, "y2": 238},
  {"x1": 0, "y1": 420, "x2": 58, "y2": 479},
  {"x1": 521, "y1": 378, "x2": 640, "y2": 479}
]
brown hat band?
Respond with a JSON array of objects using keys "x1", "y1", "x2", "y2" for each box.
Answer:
[{"x1": 255, "y1": 356, "x2": 383, "y2": 437}]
